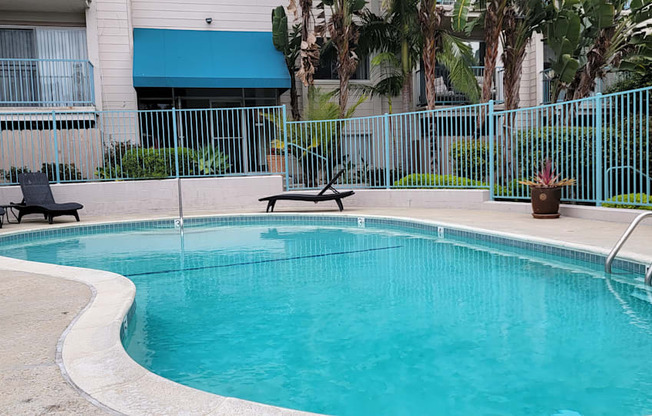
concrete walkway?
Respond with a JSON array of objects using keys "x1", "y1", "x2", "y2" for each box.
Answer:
[
  {"x1": 0, "y1": 270, "x2": 108, "y2": 415},
  {"x1": 0, "y1": 207, "x2": 650, "y2": 415}
]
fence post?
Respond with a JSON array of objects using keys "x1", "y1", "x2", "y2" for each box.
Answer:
[
  {"x1": 488, "y1": 101, "x2": 495, "y2": 200},
  {"x1": 172, "y1": 107, "x2": 184, "y2": 226},
  {"x1": 383, "y1": 113, "x2": 390, "y2": 189},
  {"x1": 89, "y1": 63, "x2": 96, "y2": 106},
  {"x1": 282, "y1": 105, "x2": 290, "y2": 191},
  {"x1": 595, "y1": 93, "x2": 603, "y2": 206},
  {"x1": 52, "y1": 110, "x2": 61, "y2": 183}
]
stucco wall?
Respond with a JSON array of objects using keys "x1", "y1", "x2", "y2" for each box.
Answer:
[
  {"x1": 0, "y1": 177, "x2": 646, "y2": 224},
  {"x1": 0, "y1": 177, "x2": 490, "y2": 219},
  {"x1": 90, "y1": 0, "x2": 138, "y2": 111},
  {"x1": 0, "y1": 176, "x2": 285, "y2": 218},
  {"x1": 130, "y1": 0, "x2": 280, "y2": 31}
]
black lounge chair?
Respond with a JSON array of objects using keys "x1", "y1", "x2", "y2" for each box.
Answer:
[
  {"x1": 259, "y1": 169, "x2": 355, "y2": 212},
  {"x1": 0, "y1": 206, "x2": 4, "y2": 228},
  {"x1": 11, "y1": 173, "x2": 83, "y2": 224}
]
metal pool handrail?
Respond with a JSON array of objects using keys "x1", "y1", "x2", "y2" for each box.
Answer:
[{"x1": 605, "y1": 211, "x2": 652, "y2": 285}]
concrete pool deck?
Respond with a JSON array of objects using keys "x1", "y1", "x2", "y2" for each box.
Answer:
[{"x1": 1, "y1": 206, "x2": 651, "y2": 415}]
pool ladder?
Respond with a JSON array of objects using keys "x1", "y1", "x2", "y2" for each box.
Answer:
[{"x1": 605, "y1": 211, "x2": 652, "y2": 286}]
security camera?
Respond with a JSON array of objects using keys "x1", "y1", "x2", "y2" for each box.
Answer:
[{"x1": 205, "y1": 17, "x2": 213, "y2": 24}]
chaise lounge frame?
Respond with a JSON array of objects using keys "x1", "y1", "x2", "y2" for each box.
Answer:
[
  {"x1": 259, "y1": 169, "x2": 355, "y2": 212},
  {"x1": 11, "y1": 173, "x2": 84, "y2": 224}
]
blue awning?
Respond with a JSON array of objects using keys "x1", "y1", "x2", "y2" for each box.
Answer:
[{"x1": 133, "y1": 28, "x2": 290, "y2": 89}]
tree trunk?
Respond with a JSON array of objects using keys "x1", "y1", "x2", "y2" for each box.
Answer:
[
  {"x1": 501, "y1": 10, "x2": 527, "y2": 111},
  {"x1": 423, "y1": 42, "x2": 437, "y2": 111},
  {"x1": 296, "y1": 0, "x2": 319, "y2": 87},
  {"x1": 419, "y1": 0, "x2": 442, "y2": 111},
  {"x1": 339, "y1": 70, "x2": 351, "y2": 118},
  {"x1": 289, "y1": 70, "x2": 301, "y2": 120},
  {"x1": 482, "y1": 0, "x2": 506, "y2": 103},
  {"x1": 400, "y1": 70, "x2": 413, "y2": 172},
  {"x1": 401, "y1": 38, "x2": 412, "y2": 112},
  {"x1": 401, "y1": 71, "x2": 413, "y2": 113},
  {"x1": 329, "y1": 0, "x2": 358, "y2": 118}
]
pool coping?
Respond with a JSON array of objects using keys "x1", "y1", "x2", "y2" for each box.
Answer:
[{"x1": 0, "y1": 212, "x2": 650, "y2": 416}]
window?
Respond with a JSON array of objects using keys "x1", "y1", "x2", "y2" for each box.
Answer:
[
  {"x1": 0, "y1": 29, "x2": 36, "y2": 59},
  {"x1": 315, "y1": 54, "x2": 370, "y2": 81},
  {"x1": 0, "y1": 27, "x2": 88, "y2": 106}
]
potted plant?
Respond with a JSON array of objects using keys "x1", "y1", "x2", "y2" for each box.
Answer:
[
  {"x1": 266, "y1": 139, "x2": 286, "y2": 174},
  {"x1": 519, "y1": 160, "x2": 575, "y2": 219}
]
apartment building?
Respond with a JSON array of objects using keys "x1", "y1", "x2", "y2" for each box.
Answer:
[
  {"x1": 0, "y1": 0, "x2": 555, "y2": 186},
  {"x1": 0, "y1": 0, "x2": 551, "y2": 115}
]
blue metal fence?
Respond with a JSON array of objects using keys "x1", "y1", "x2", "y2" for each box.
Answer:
[
  {"x1": 0, "y1": 106, "x2": 285, "y2": 184},
  {"x1": 493, "y1": 86, "x2": 651, "y2": 208},
  {"x1": 1, "y1": 86, "x2": 651, "y2": 209},
  {"x1": 0, "y1": 58, "x2": 95, "y2": 107}
]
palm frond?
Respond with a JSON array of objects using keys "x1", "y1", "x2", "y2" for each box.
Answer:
[{"x1": 438, "y1": 32, "x2": 481, "y2": 103}]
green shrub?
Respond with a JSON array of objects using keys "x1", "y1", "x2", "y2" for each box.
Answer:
[
  {"x1": 1, "y1": 163, "x2": 83, "y2": 183},
  {"x1": 41, "y1": 163, "x2": 83, "y2": 182},
  {"x1": 393, "y1": 173, "x2": 507, "y2": 195},
  {"x1": 603, "y1": 193, "x2": 652, "y2": 210},
  {"x1": 504, "y1": 178, "x2": 530, "y2": 198},
  {"x1": 449, "y1": 141, "x2": 495, "y2": 182},
  {"x1": 97, "y1": 146, "x2": 198, "y2": 179},
  {"x1": 194, "y1": 146, "x2": 230, "y2": 175},
  {"x1": 1, "y1": 166, "x2": 30, "y2": 182}
]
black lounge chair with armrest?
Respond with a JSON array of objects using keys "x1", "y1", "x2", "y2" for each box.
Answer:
[
  {"x1": 259, "y1": 169, "x2": 355, "y2": 212},
  {"x1": 11, "y1": 172, "x2": 83, "y2": 224}
]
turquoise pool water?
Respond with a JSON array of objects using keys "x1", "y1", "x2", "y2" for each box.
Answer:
[{"x1": 2, "y1": 217, "x2": 652, "y2": 416}]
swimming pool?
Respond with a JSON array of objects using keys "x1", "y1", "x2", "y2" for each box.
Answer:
[{"x1": 1, "y1": 215, "x2": 651, "y2": 416}]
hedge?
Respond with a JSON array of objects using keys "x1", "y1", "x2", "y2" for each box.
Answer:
[
  {"x1": 448, "y1": 141, "x2": 495, "y2": 182},
  {"x1": 96, "y1": 146, "x2": 221, "y2": 179},
  {"x1": 603, "y1": 193, "x2": 652, "y2": 210},
  {"x1": 393, "y1": 173, "x2": 507, "y2": 195}
]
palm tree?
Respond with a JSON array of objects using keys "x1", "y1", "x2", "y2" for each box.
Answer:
[
  {"x1": 420, "y1": 0, "x2": 480, "y2": 110},
  {"x1": 418, "y1": 0, "x2": 444, "y2": 110},
  {"x1": 361, "y1": 0, "x2": 480, "y2": 112},
  {"x1": 324, "y1": 0, "x2": 368, "y2": 117},
  {"x1": 500, "y1": 0, "x2": 545, "y2": 110},
  {"x1": 288, "y1": 0, "x2": 323, "y2": 87},
  {"x1": 483, "y1": 0, "x2": 508, "y2": 103},
  {"x1": 364, "y1": 0, "x2": 421, "y2": 112},
  {"x1": 452, "y1": 0, "x2": 507, "y2": 103},
  {"x1": 351, "y1": 52, "x2": 404, "y2": 112}
]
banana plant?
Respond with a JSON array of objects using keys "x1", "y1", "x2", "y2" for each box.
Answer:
[
  {"x1": 542, "y1": 0, "x2": 648, "y2": 102},
  {"x1": 613, "y1": 0, "x2": 652, "y2": 78},
  {"x1": 272, "y1": 6, "x2": 302, "y2": 120}
]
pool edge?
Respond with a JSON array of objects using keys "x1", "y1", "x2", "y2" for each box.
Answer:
[{"x1": 0, "y1": 212, "x2": 650, "y2": 416}]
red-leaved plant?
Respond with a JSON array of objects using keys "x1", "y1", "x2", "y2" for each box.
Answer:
[{"x1": 519, "y1": 160, "x2": 575, "y2": 188}]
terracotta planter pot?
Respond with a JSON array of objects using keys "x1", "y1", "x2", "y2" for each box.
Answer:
[
  {"x1": 530, "y1": 187, "x2": 562, "y2": 219},
  {"x1": 266, "y1": 154, "x2": 286, "y2": 175}
]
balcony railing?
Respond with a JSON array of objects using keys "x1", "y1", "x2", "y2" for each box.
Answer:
[
  {"x1": 418, "y1": 66, "x2": 504, "y2": 106},
  {"x1": 0, "y1": 58, "x2": 94, "y2": 107}
]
